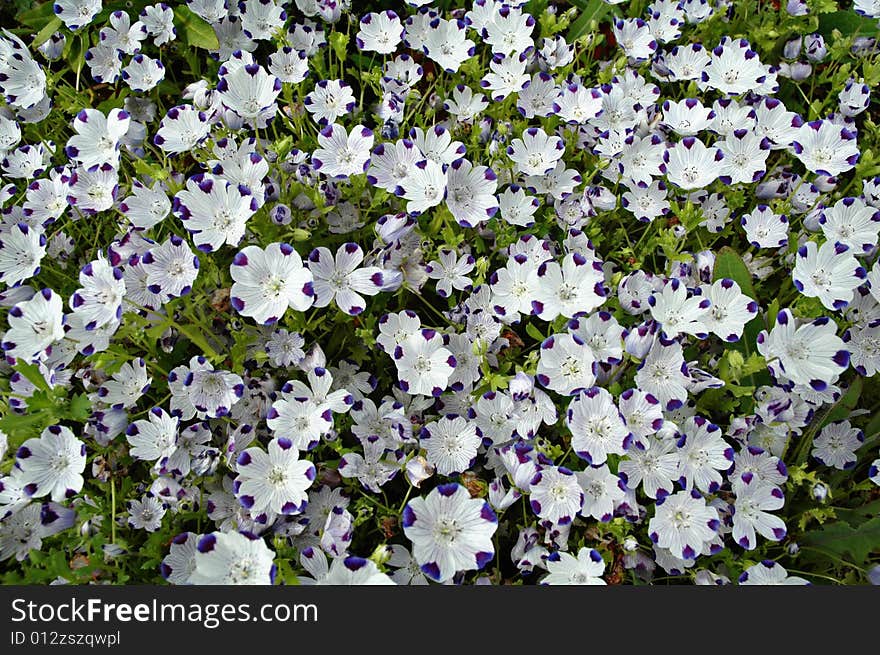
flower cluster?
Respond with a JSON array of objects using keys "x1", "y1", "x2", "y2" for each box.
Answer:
[{"x1": 0, "y1": 0, "x2": 879, "y2": 586}]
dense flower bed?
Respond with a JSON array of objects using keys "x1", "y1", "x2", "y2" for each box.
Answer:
[{"x1": 0, "y1": 0, "x2": 879, "y2": 585}]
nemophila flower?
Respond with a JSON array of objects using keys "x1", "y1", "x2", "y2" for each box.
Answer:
[
  {"x1": 420, "y1": 415, "x2": 481, "y2": 476},
  {"x1": 409, "y1": 126, "x2": 466, "y2": 167},
  {"x1": 661, "y1": 98, "x2": 714, "y2": 136},
  {"x1": 304, "y1": 79, "x2": 355, "y2": 125},
  {"x1": 741, "y1": 205, "x2": 788, "y2": 249},
  {"x1": 516, "y1": 72, "x2": 557, "y2": 120},
  {"x1": 619, "y1": 436, "x2": 680, "y2": 499},
  {"x1": 664, "y1": 137, "x2": 722, "y2": 190},
  {"x1": 618, "y1": 134, "x2": 666, "y2": 188},
  {"x1": 239, "y1": 0, "x2": 286, "y2": 41},
  {"x1": 838, "y1": 78, "x2": 871, "y2": 117},
  {"x1": 234, "y1": 437, "x2": 316, "y2": 516},
  {"x1": 356, "y1": 10, "x2": 403, "y2": 54},
  {"x1": 367, "y1": 138, "x2": 420, "y2": 194},
  {"x1": 481, "y1": 52, "x2": 529, "y2": 101},
  {"x1": 498, "y1": 185, "x2": 540, "y2": 227},
  {"x1": 577, "y1": 465, "x2": 625, "y2": 522},
  {"x1": 648, "y1": 278, "x2": 710, "y2": 339},
  {"x1": 537, "y1": 333, "x2": 597, "y2": 396},
  {"x1": 634, "y1": 338, "x2": 690, "y2": 410},
  {"x1": 676, "y1": 416, "x2": 733, "y2": 493},
  {"x1": 792, "y1": 119, "x2": 860, "y2": 177},
  {"x1": 84, "y1": 42, "x2": 124, "y2": 84},
  {"x1": 541, "y1": 547, "x2": 606, "y2": 586},
  {"x1": 0, "y1": 223, "x2": 46, "y2": 287},
  {"x1": 96, "y1": 358, "x2": 152, "y2": 409},
  {"x1": 70, "y1": 254, "x2": 125, "y2": 331},
  {"x1": 312, "y1": 123, "x2": 373, "y2": 179},
  {"x1": 700, "y1": 37, "x2": 766, "y2": 95},
  {"x1": 126, "y1": 407, "x2": 179, "y2": 464},
  {"x1": 613, "y1": 18, "x2": 657, "y2": 62},
  {"x1": 732, "y1": 446, "x2": 788, "y2": 488},
  {"x1": 792, "y1": 240, "x2": 865, "y2": 311},
  {"x1": 308, "y1": 243, "x2": 385, "y2": 316},
  {"x1": 738, "y1": 560, "x2": 809, "y2": 585},
  {"x1": 812, "y1": 420, "x2": 864, "y2": 470},
  {"x1": 394, "y1": 329, "x2": 455, "y2": 397},
  {"x1": 53, "y1": 0, "x2": 102, "y2": 31},
  {"x1": 173, "y1": 173, "x2": 258, "y2": 252},
  {"x1": 398, "y1": 158, "x2": 447, "y2": 214},
  {"x1": 141, "y1": 235, "x2": 199, "y2": 300},
  {"x1": 119, "y1": 179, "x2": 170, "y2": 230},
  {"x1": 622, "y1": 180, "x2": 671, "y2": 223},
  {"x1": 699, "y1": 279, "x2": 759, "y2": 342},
  {"x1": 65, "y1": 108, "x2": 130, "y2": 171},
  {"x1": 648, "y1": 490, "x2": 720, "y2": 560},
  {"x1": 531, "y1": 252, "x2": 606, "y2": 321},
  {"x1": 618, "y1": 388, "x2": 664, "y2": 441},
  {"x1": 15, "y1": 425, "x2": 85, "y2": 502},
  {"x1": 99, "y1": 10, "x2": 147, "y2": 54},
  {"x1": 566, "y1": 387, "x2": 630, "y2": 466},
  {"x1": 567, "y1": 312, "x2": 625, "y2": 366},
  {"x1": 141, "y1": 4, "x2": 176, "y2": 46},
  {"x1": 376, "y1": 310, "x2": 421, "y2": 355},
  {"x1": 339, "y1": 437, "x2": 401, "y2": 492},
  {"x1": 507, "y1": 127, "x2": 564, "y2": 177},
  {"x1": 216, "y1": 56, "x2": 281, "y2": 122},
  {"x1": 161, "y1": 532, "x2": 199, "y2": 584},
  {"x1": 268, "y1": 47, "x2": 308, "y2": 84},
  {"x1": 718, "y1": 129, "x2": 770, "y2": 184},
  {"x1": 552, "y1": 82, "x2": 601, "y2": 124},
  {"x1": 183, "y1": 366, "x2": 244, "y2": 419},
  {"x1": 301, "y1": 549, "x2": 395, "y2": 585},
  {"x1": 189, "y1": 531, "x2": 275, "y2": 585},
  {"x1": 445, "y1": 158, "x2": 499, "y2": 227},
  {"x1": 122, "y1": 54, "x2": 165, "y2": 92},
  {"x1": 230, "y1": 243, "x2": 314, "y2": 325},
  {"x1": 730, "y1": 479, "x2": 786, "y2": 549},
  {"x1": 0, "y1": 502, "x2": 75, "y2": 562},
  {"x1": 128, "y1": 494, "x2": 166, "y2": 532},
  {"x1": 154, "y1": 105, "x2": 211, "y2": 154},
  {"x1": 482, "y1": 5, "x2": 534, "y2": 56},
  {"x1": 819, "y1": 197, "x2": 880, "y2": 253},
  {"x1": 0, "y1": 31, "x2": 47, "y2": 111},
  {"x1": 426, "y1": 249, "x2": 475, "y2": 298},
  {"x1": 66, "y1": 164, "x2": 119, "y2": 214},
  {"x1": 529, "y1": 466, "x2": 584, "y2": 525},
  {"x1": 845, "y1": 323, "x2": 880, "y2": 376},
  {"x1": 401, "y1": 482, "x2": 497, "y2": 582},
  {"x1": 266, "y1": 392, "x2": 332, "y2": 451},
  {"x1": 757, "y1": 309, "x2": 849, "y2": 388},
  {"x1": 423, "y1": 18, "x2": 475, "y2": 73},
  {"x1": 444, "y1": 84, "x2": 488, "y2": 123}
]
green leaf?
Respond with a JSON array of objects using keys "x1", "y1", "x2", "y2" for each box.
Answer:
[
  {"x1": 817, "y1": 11, "x2": 879, "y2": 40},
  {"x1": 525, "y1": 322, "x2": 544, "y2": 343},
  {"x1": 800, "y1": 517, "x2": 880, "y2": 564},
  {"x1": 18, "y1": 2, "x2": 56, "y2": 30},
  {"x1": 822, "y1": 376, "x2": 862, "y2": 425},
  {"x1": 712, "y1": 246, "x2": 757, "y2": 300},
  {"x1": 32, "y1": 16, "x2": 62, "y2": 48},
  {"x1": 14, "y1": 361, "x2": 51, "y2": 393},
  {"x1": 174, "y1": 6, "x2": 220, "y2": 51},
  {"x1": 567, "y1": 0, "x2": 612, "y2": 41}
]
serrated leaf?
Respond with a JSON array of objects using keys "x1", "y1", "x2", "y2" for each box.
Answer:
[
  {"x1": 174, "y1": 6, "x2": 220, "y2": 51},
  {"x1": 800, "y1": 517, "x2": 880, "y2": 564}
]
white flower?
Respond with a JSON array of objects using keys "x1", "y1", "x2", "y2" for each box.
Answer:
[
  {"x1": 648, "y1": 490, "x2": 720, "y2": 560},
  {"x1": 731, "y1": 479, "x2": 786, "y2": 549},
  {"x1": 541, "y1": 547, "x2": 606, "y2": 585},
  {"x1": 173, "y1": 173, "x2": 258, "y2": 252},
  {"x1": 312, "y1": 123, "x2": 374, "y2": 179},
  {"x1": 793, "y1": 240, "x2": 866, "y2": 311},
  {"x1": 234, "y1": 437, "x2": 316, "y2": 515},
  {"x1": 529, "y1": 465, "x2": 584, "y2": 524},
  {"x1": 420, "y1": 415, "x2": 481, "y2": 476},
  {"x1": 1, "y1": 288, "x2": 64, "y2": 362},
  {"x1": 307, "y1": 243, "x2": 386, "y2": 316},
  {"x1": 15, "y1": 425, "x2": 86, "y2": 502},
  {"x1": 738, "y1": 560, "x2": 809, "y2": 585},
  {"x1": 64, "y1": 108, "x2": 130, "y2": 170},
  {"x1": 402, "y1": 483, "x2": 498, "y2": 582},
  {"x1": 566, "y1": 387, "x2": 630, "y2": 466},
  {"x1": 230, "y1": 243, "x2": 315, "y2": 325},
  {"x1": 507, "y1": 127, "x2": 565, "y2": 177},
  {"x1": 189, "y1": 531, "x2": 276, "y2": 585},
  {"x1": 811, "y1": 420, "x2": 864, "y2": 470},
  {"x1": 393, "y1": 329, "x2": 456, "y2": 397}
]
